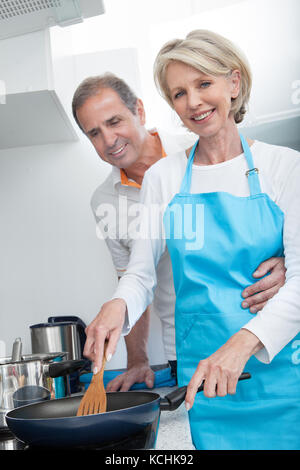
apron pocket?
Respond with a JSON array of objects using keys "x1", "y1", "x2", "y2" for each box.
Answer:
[
  {"x1": 176, "y1": 312, "x2": 300, "y2": 401},
  {"x1": 175, "y1": 313, "x2": 198, "y2": 348}
]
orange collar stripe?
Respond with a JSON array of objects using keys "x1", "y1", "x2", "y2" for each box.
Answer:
[{"x1": 120, "y1": 170, "x2": 141, "y2": 188}]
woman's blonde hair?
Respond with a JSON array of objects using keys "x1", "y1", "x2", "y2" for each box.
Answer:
[{"x1": 154, "y1": 29, "x2": 252, "y2": 124}]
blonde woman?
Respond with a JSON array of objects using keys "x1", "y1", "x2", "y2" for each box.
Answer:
[{"x1": 84, "y1": 30, "x2": 300, "y2": 450}]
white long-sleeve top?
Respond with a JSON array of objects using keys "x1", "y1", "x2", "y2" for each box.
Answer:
[{"x1": 112, "y1": 140, "x2": 300, "y2": 364}]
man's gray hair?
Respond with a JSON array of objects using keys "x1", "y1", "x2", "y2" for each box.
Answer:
[{"x1": 72, "y1": 73, "x2": 138, "y2": 132}]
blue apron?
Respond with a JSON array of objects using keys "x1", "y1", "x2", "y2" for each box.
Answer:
[{"x1": 163, "y1": 134, "x2": 300, "y2": 450}]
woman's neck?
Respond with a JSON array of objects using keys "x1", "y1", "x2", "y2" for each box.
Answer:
[{"x1": 190, "y1": 121, "x2": 254, "y2": 166}]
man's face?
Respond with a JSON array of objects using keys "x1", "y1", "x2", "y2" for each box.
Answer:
[{"x1": 76, "y1": 88, "x2": 146, "y2": 169}]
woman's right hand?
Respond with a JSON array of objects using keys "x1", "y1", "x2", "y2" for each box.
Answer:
[
  {"x1": 83, "y1": 298, "x2": 127, "y2": 374},
  {"x1": 185, "y1": 329, "x2": 262, "y2": 410}
]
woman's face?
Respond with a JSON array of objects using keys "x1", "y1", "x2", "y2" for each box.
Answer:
[{"x1": 165, "y1": 61, "x2": 240, "y2": 138}]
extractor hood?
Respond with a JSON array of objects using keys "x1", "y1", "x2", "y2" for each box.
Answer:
[
  {"x1": 0, "y1": 27, "x2": 80, "y2": 149},
  {"x1": 0, "y1": 0, "x2": 105, "y2": 40}
]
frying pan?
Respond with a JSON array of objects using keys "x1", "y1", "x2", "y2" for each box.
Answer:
[{"x1": 6, "y1": 372, "x2": 251, "y2": 448}]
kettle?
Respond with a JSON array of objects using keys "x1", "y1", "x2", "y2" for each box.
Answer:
[{"x1": 30, "y1": 316, "x2": 91, "y2": 392}]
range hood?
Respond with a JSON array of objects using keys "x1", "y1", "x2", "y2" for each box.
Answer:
[
  {"x1": 0, "y1": 0, "x2": 105, "y2": 39},
  {"x1": 0, "y1": 1, "x2": 106, "y2": 149}
]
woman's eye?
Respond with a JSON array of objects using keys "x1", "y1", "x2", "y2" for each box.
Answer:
[
  {"x1": 111, "y1": 120, "x2": 120, "y2": 126},
  {"x1": 200, "y1": 82, "x2": 211, "y2": 88}
]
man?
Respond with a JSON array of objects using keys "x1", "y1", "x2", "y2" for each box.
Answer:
[{"x1": 72, "y1": 73, "x2": 286, "y2": 390}]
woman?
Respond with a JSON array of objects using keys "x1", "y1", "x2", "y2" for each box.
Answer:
[{"x1": 84, "y1": 30, "x2": 300, "y2": 450}]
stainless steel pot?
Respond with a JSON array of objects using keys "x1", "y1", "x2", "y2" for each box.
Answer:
[
  {"x1": 30, "y1": 316, "x2": 87, "y2": 361},
  {"x1": 0, "y1": 352, "x2": 84, "y2": 429},
  {"x1": 30, "y1": 316, "x2": 91, "y2": 394}
]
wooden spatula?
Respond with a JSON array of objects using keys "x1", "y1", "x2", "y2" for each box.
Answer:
[{"x1": 76, "y1": 346, "x2": 107, "y2": 416}]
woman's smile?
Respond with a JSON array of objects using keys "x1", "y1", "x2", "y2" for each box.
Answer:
[{"x1": 190, "y1": 108, "x2": 216, "y2": 123}]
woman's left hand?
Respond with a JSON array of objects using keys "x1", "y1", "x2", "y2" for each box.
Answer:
[{"x1": 185, "y1": 329, "x2": 263, "y2": 410}]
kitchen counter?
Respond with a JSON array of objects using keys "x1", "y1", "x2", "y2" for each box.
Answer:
[{"x1": 142, "y1": 386, "x2": 195, "y2": 451}]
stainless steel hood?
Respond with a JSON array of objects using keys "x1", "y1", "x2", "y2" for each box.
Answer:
[
  {"x1": 0, "y1": 26, "x2": 80, "y2": 149},
  {"x1": 0, "y1": 0, "x2": 105, "y2": 40}
]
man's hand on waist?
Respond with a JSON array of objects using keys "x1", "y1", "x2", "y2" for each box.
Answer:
[{"x1": 241, "y1": 256, "x2": 286, "y2": 313}]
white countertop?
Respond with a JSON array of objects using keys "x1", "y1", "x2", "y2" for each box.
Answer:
[{"x1": 142, "y1": 385, "x2": 195, "y2": 451}]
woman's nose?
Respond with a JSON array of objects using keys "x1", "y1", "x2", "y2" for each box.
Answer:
[{"x1": 187, "y1": 89, "x2": 202, "y2": 109}]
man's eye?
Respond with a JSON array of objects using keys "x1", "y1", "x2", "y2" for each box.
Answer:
[{"x1": 110, "y1": 120, "x2": 120, "y2": 126}]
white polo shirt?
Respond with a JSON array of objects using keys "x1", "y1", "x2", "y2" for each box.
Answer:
[{"x1": 91, "y1": 128, "x2": 196, "y2": 360}]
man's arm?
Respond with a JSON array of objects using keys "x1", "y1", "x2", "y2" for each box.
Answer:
[{"x1": 106, "y1": 305, "x2": 154, "y2": 391}]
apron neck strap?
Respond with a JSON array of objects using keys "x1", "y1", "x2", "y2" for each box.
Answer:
[
  {"x1": 180, "y1": 134, "x2": 261, "y2": 196},
  {"x1": 180, "y1": 140, "x2": 198, "y2": 194},
  {"x1": 239, "y1": 133, "x2": 261, "y2": 196}
]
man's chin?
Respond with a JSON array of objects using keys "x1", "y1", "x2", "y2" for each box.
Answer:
[
  {"x1": 101, "y1": 153, "x2": 126, "y2": 168},
  {"x1": 111, "y1": 155, "x2": 138, "y2": 170},
  {"x1": 102, "y1": 149, "x2": 138, "y2": 169},
  {"x1": 108, "y1": 157, "x2": 128, "y2": 168}
]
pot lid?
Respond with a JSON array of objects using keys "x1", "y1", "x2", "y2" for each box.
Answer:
[
  {"x1": 30, "y1": 322, "x2": 77, "y2": 328},
  {"x1": 0, "y1": 352, "x2": 67, "y2": 365}
]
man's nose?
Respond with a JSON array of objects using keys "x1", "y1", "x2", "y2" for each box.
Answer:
[{"x1": 102, "y1": 128, "x2": 118, "y2": 149}]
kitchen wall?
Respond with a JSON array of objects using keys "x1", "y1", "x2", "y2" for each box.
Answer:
[
  {"x1": 61, "y1": 0, "x2": 300, "y2": 135},
  {"x1": 0, "y1": 0, "x2": 299, "y2": 366}
]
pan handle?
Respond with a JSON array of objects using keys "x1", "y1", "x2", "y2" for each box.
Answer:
[
  {"x1": 160, "y1": 372, "x2": 251, "y2": 411},
  {"x1": 47, "y1": 360, "x2": 85, "y2": 378}
]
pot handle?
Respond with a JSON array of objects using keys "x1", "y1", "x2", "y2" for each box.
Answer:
[
  {"x1": 160, "y1": 372, "x2": 251, "y2": 411},
  {"x1": 47, "y1": 360, "x2": 85, "y2": 378}
]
